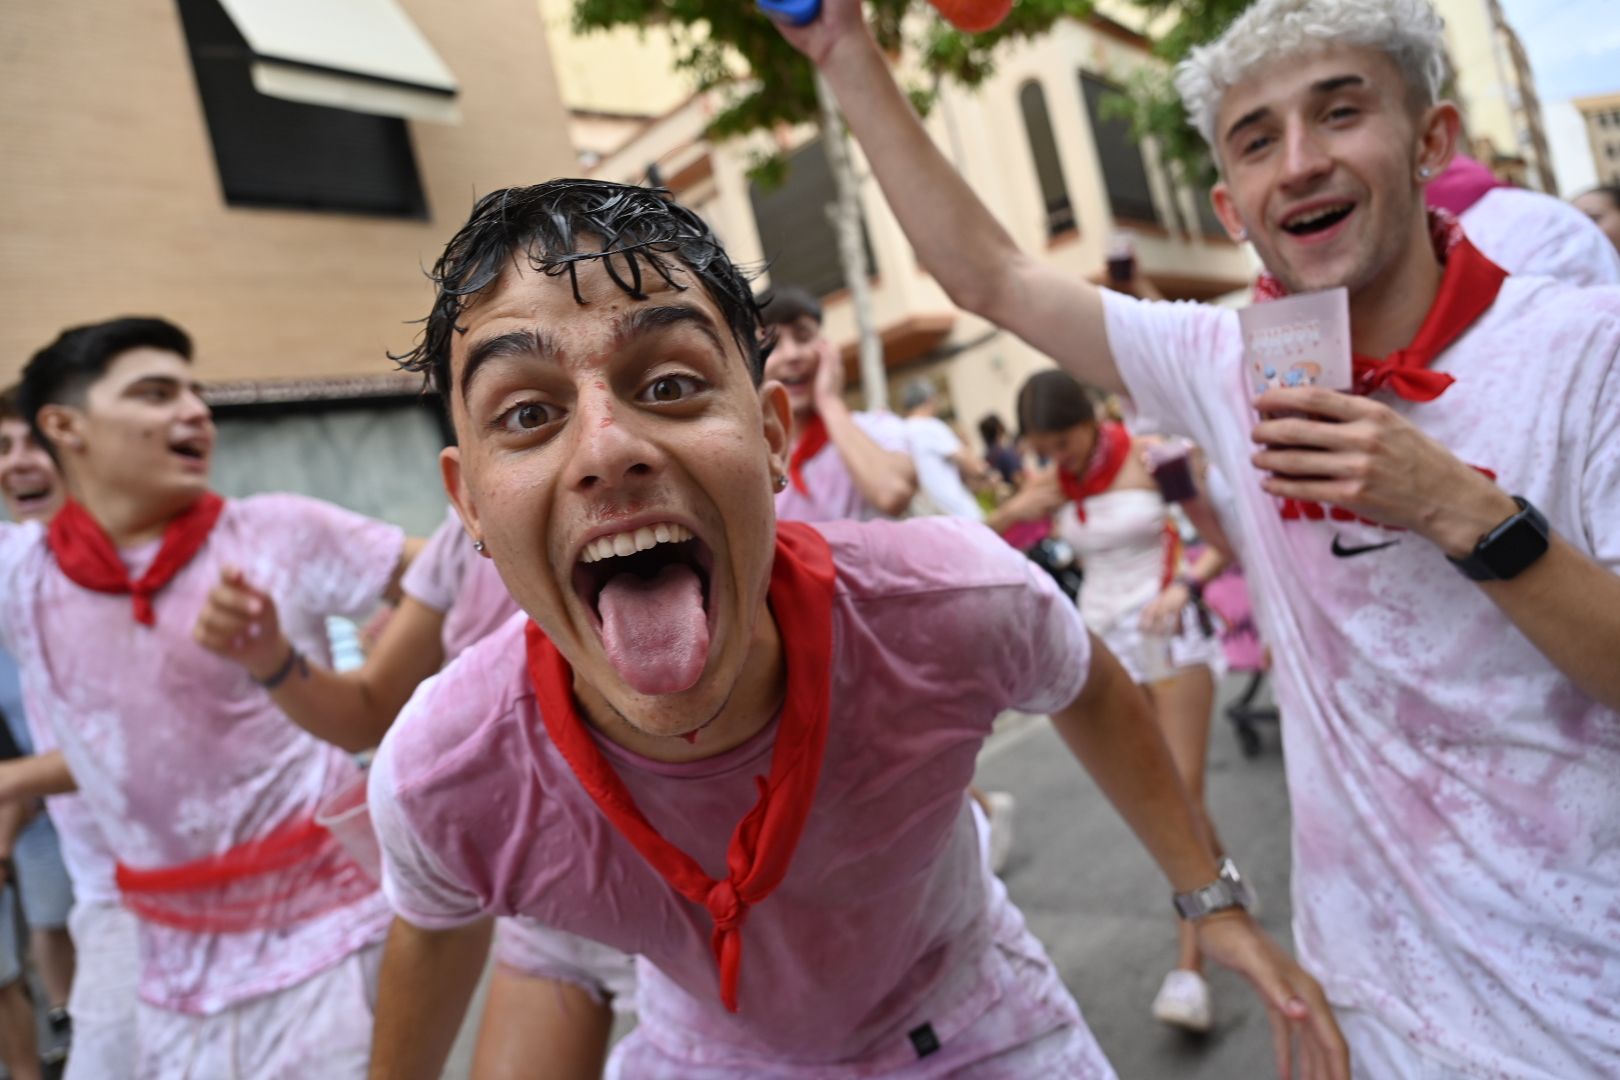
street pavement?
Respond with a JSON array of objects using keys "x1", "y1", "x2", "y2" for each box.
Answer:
[{"x1": 445, "y1": 674, "x2": 1293, "y2": 1079}]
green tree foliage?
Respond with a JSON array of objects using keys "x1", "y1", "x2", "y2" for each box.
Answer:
[
  {"x1": 1100, "y1": 0, "x2": 1252, "y2": 185},
  {"x1": 571, "y1": 0, "x2": 1096, "y2": 177}
]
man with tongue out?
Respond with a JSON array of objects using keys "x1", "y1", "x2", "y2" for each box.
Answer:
[
  {"x1": 365, "y1": 179, "x2": 1344, "y2": 1079},
  {"x1": 776, "y1": 0, "x2": 1620, "y2": 1074},
  {"x1": 0, "y1": 317, "x2": 415, "y2": 1077}
]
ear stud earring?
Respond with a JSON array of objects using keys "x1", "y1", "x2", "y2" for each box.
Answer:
[
  {"x1": 473, "y1": 539, "x2": 486, "y2": 553},
  {"x1": 1418, "y1": 165, "x2": 1434, "y2": 180},
  {"x1": 773, "y1": 474, "x2": 789, "y2": 492}
]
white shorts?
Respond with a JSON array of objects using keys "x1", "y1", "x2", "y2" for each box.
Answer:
[
  {"x1": 1096, "y1": 596, "x2": 1225, "y2": 686},
  {"x1": 136, "y1": 943, "x2": 380, "y2": 1080},
  {"x1": 65, "y1": 901, "x2": 140, "y2": 1080},
  {"x1": 493, "y1": 917, "x2": 638, "y2": 1014}
]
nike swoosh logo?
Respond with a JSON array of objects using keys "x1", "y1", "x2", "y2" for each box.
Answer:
[{"x1": 1331, "y1": 535, "x2": 1402, "y2": 558}]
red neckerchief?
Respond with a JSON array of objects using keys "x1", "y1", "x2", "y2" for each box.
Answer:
[
  {"x1": 1058, "y1": 421, "x2": 1131, "y2": 522},
  {"x1": 1253, "y1": 210, "x2": 1506, "y2": 403},
  {"x1": 47, "y1": 493, "x2": 225, "y2": 626},
  {"x1": 524, "y1": 521, "x2": 835, "y2": 1013},
  {"x1": 787, "y1": 414, "x2": 829, "y2": 495}
]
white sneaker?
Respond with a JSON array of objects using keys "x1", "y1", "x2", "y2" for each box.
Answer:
[
  {"x1": 985, "y1": 791, "x2": 1016, "y2": 875},
  {"x1": 1152, "y1": 969, "x2": 1213, "y2": 1032}
]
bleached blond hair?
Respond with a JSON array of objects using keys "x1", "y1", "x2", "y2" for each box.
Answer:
[{"x1": 1174, "y1": 0, "x2": 1451, "y2": 150}]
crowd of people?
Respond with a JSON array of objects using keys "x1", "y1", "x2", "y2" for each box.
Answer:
[{"x1": 0, "y1": 0, "x2": 1616, "y2": 1077}]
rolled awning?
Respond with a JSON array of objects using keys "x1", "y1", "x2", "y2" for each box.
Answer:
[{"x1": 217, "y1": 0, "x2": 459, "y2": 123}]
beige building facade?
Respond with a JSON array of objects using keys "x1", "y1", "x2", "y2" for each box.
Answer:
[
  {"x1": 1434, "y1": 0, "x2": 1557, "y2": 191},
  {"x1": 1574, "y1": 92, "x2": 1620, "y2": 188},
  {"x1": 562, "y1": 9, "x2": 1252, "y2": 434},
  {"x1": 1, "y1": 0, "x2": 576, "y2": 390}
]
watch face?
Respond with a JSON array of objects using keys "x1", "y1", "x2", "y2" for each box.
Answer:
[{"x1": 1482, "y1": 513, "x2": 1549, "y2": 579}]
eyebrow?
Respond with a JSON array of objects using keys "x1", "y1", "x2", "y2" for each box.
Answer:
[
  {"x1": 123, "y1": 374, "x2": 204, "y2": 396},
  {"x1": 460, "y1": 304, "x2": 726, "y2": 405},
  {"x1": 460, "y1": 327, "x2": 560, "y2": 404},
  {"x1": 1223, "y1": 74, "x2": 1368, "y2": 146}
]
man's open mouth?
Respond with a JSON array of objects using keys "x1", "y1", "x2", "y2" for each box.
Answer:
[
  {"x1": 1281, "y1": 201, "x2": 1355, "y2": 236},
  {"x1": 169, "y1": 434, "x2": 210, "y2": 461},
  {"x1": 3, "y1": 481, "x2": 52, "y2": 510},
  {"x1": 571, "y1": 522, "x2": 716, "y2": 696}
]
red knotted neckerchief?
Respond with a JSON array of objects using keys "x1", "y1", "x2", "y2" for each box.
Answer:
[
  {"x1": 525, "y1": 521, "x2": 835, "y2": 1013},
  {"x1": 786, "y1": 414, "x2": 830, "y2": 495},
  {"x1": 1253, "y1": 210, "x2": 1507, "y2": 403},
  {"x1": 1058, "y1": 421, "x2": 1132, "y2": 521},
  {"x1": 47, "y1": 493, "x2": 225, "y2": 626}
]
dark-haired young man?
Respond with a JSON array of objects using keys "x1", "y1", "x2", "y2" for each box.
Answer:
[
  {"x1": 363, "y1": 178, "x2": 1345, "y2": 1079},
  {"x1": 0, "y1": 391, "x2": 81, "y2": 1079},
  {"x1": 0, "y1": 318, "x2": 414, "y2": 1076},
  {"x1": 777, "y1": 0, "x2": 1620, "y2": 1073},
  {"x1": 759, "y1": 287, "x2": 918, "y2": 521}
]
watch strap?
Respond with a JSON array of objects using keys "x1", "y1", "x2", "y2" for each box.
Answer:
[
  {"x1": 1172, "y1": 875, "x2": 1243, "y2": 921},
  {"x1": 1447, "y1": 496, "x2": 1549, "y2": 582}
]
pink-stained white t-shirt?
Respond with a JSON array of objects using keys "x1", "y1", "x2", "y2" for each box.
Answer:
[
  {"x1": 774, "y1": 410, "x2": 911, "y2": 523},
  {"x1": 25, "y1": 698, "x2": 120, "y2": 906},
  {"x1": 401, "y1": 506, "x2": 518, "y2": 662},
  {"x1": 371, "y1": 517, "x2": 1093, "y2": 1067},
  {"x1": 1103, "y1": 275, "x2": 1620, "y2": 1077},
  {"x1": 1460, "y1": 186, "x2": 1620, "y2": 288},
  {"x1": 0, "y1": 494, "x2": 406, "y2": 1015}
]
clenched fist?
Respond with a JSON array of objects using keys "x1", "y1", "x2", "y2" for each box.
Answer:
[{"x1": 192, "y1": 566, "x2": 289, "y2": 682}]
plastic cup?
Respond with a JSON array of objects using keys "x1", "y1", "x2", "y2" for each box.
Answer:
[
  {"x1": 1147, "y1": 442, "x2": 1197, "y2": 502},
  {"x1": 315, "y1": 774, "x2": 381, "y2": 884}
]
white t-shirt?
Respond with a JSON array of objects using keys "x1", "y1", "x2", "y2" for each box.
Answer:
[
  {"x1": 1103, "y1": 276, "x2": 1620, "y2": 1078},
  {"x1": 1461, "y1": 186, "x2": 1620, "y2": 287},
  {"x1": 904, "y1": 416, "x2": 985, "y2": 521},
  {"x1": 0, "y1": 495, "x2": 404, "y2": 1014}
]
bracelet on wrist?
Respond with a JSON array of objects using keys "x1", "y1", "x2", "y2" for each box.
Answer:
[{"x1": 253, "y1": 644, "x2": 306, "y2": 690}]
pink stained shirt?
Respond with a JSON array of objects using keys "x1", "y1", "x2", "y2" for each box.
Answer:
[
  {"x1": 370, "y1": 516, "x2": 1093, "y2": 1066},
  {"x1": 401, "y1": 506, "x2": 519, "y2": 662},
  {"x1": 774, "y1": 410, "x2": 911, "y2": 523},
  {"x1": 1103, "y1": 275, "x2": 1620, "y2": 1077},
  {"x1": 0, "y1": 494, "x2": 406, "y2": 1015}
]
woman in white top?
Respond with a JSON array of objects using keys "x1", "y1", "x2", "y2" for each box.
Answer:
[{"x1": 988, "y1": 369, "x2": 1239, "y2": 1034}]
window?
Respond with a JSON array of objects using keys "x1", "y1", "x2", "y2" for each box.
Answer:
[
  {"x1": 749, "y1": 138, "x2": 877, "y2": 299},
  {"x1": 1080, "y1": 73, "x2": 1158, "y2": 225},
  {"x1": 1019, "y1": 81, "x2": 1077, "y2": 237},
  {"x1": 175, "y1": 0, "x2": 428, "y2": 217}
]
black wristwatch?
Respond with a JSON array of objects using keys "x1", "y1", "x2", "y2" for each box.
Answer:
[{"x1": 1447, "y1": 496, "x2": 1549, "y2": 581}]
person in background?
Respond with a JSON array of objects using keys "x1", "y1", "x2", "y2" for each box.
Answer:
[
  {"x1": 6, "y1": 317, "x2": 414, "y2": 1077},
  {"x1": 0, "y1": 389, "x2": 104, "y2": 1080},
  {"x1": 978, "y1": 414, "x2": 1024, "y2": 488},
  {"x1": 989, "y1": 370, "x2": 1240, "y2": 1034},
  {"x1": 760, "y1": 288, "x2": 916, "y2": 522},
  {"x1": 1425, "y1": 156, "x2": 1620, "y2": 284},
  {"x1": 899, "y1": 377, "x2": 988, "y2": 521},
  {"x1": 1573, "y1": 185, "x2": 1620, "y2": 258}
]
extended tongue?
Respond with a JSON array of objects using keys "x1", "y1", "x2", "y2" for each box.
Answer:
[{"x1": 597, "y1": 562, "x2": 711, "y2": 695}]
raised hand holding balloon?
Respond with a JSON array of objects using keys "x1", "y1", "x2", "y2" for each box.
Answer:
[{"x1": 758, "y1": 0, "x2": 1013, "y2": 33}]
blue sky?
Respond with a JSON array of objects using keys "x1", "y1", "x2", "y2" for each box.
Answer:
[{"x1": 1498, "y1": 0, "x2": 1620, "y2": 103}]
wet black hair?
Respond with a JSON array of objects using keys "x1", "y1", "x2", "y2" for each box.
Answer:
[
  {"x1": 392, "y1": 179, "x2": 765, "y2": 399},
  {"x1": 757, "y1": 286, "x2": 823, "y2": 329},
  {"x1": 1016, "y1": 369, "x2": 1097, "y2": 438},
  {"x1": 20, "y1": 317, "x2": 193, "y2": 457}
]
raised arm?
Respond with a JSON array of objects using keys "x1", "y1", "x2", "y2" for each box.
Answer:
[
  {"x1": 813, "y1": 339, "x2": 916, "y2": 516},
  {"x1": 192, "y1": 568, "x2": 447, "y2": 752},
  {"x1": 1054, "y1": 636, "x2": 1348, "y2": 1078},
  {"x1": 775, "y1": 0, "x2": 1125, "y2": 394}
]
